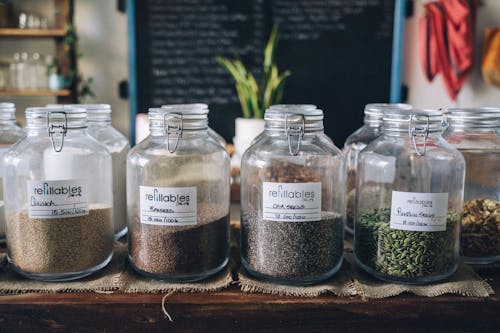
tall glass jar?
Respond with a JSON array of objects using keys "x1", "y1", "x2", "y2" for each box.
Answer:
[
  {"x1": 343, "y1": 103, "x2": 411, "y2": 235},
  {"x1": 240, "y1": 105, "x2": 345, "y2": 285},
  {"x1": 83, "y1": 104, "x2": 130, "y2": 240},
  {"x1": 443, "y1": 108, "x2": 500, "y2": 264},
  {"x1": 355, "y1": 109, "x2": 464, "y2": 284},
  {"x1": 0, "y1": 102, "x2": 24, "y2": 240},
  {"x1": 3, "y1": 106, "x2": 114, "y2": 281},
  {"x1": 127, "y1": 104, "x2": 230, "y2": 281}
]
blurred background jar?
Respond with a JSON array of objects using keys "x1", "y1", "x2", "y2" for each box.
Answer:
[
  {"x1": 240, "y1": 105, "x2": 345, "y2": 285},
  {"x1": 443, "y1": 107, "x2": 500, "y2": 264},
  {"x1": 75, "y1": 104, "x2": 130, "y2": 240},
  {"x1": 3, "y1": 106, "x2": 113, "y2": 281},
  {"x1": 343, "y1": 103, "x2": 411, "y2": 235},
  {"x1": 127, "y1": 104, "x2": 230, "y2": 281},
  {"x1": 354, "y1": 109, "x2": 464, "y2": 284},
  {"x1": 0, "y1": 102, "x2": 24, "y2": 241}
]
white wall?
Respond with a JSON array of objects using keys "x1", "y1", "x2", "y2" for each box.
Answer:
[
  {"x1": 75, "y1": 0, "x2": 129, "y2": 138},
  {"x1": 404, "y1": 0, "x2": 500, "y2": 109}
]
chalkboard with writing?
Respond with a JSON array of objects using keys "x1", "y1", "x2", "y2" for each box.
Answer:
[{"x1": 128, "y1": 0, "x2": 397, "y2": 146}]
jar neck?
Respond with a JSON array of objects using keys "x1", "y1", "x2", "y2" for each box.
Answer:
[
  {"x1": 363, "y1": 114, "x2": 383, "y2": 127},
  {"x1": 0, "y1": 119, "x2": 18, "y2": 126},
  {"x1": 264, "y1": 119, "x2": 324, "y2": 134},
  {"x1": 87, "y1": 119, "x2": 112, "y2": 127}
]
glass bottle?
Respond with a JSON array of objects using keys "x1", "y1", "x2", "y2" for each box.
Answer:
[
  {"x1": 0, "y1": 102, "x2": 24, "y2": 240},
  {"x1": 77, "y1": 104, "x2": 130, "y2": 240},
  {"x1": 354, "y1": 109, "x2": 464, "y2": 284},
  {"x1": 3, "y1": 106, "x2": 114, "y2": 281},
  {"x1": 443, "y1": 107, "x2": 500, "y2": 264},
  {"x1": 343, "y1": 103, "x2": 411, "y2": 235},
  {"x1": 127, "y1": 104, "x2": 230, "y2": 281},
  {"x1": 240, "y1": 105, "x2": 345, "y2": 285},
  {"x1": 9, "y1": 52, "x2": 20, "y2": 89}
]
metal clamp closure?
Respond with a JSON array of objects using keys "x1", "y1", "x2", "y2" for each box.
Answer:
[
  {"x1": 47, "y1": 111, "x2": 68, "y2": 152},
  {"x1": 285, "y1": 113, "x2": 305, "y2": 156},
  {"x1": 164, "y1": 113, "x2": 183, "y2": 153},
  {"x1": 408, "y1": 114, "x2": 429, "y2": 157}
]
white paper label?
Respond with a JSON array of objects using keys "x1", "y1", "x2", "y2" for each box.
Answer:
[
  {"x1": 262, "y1": 182, "x2": 321, "y2": 222},
  {"x1": 390, "y1": 191, "x2": 449, "y2": 232},
  {"x1": 140, "y1": 186, "x2": 197, "y2": 226},
  {"x1": 27, "y1": 179, "x2": 89, "y2": 219}
]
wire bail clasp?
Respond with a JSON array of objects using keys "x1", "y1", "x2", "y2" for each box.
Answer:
[
  {"x1": 285, "y1": 113, "x2": 305, "y2": 156},
  {"x1": 164, "y1": 113, "x2": 183, "y2": 153},
  {"x1": 47, "y1": 111, "x2": 68, "y2": 152},
  {"x1": 408, "y1": 114, "x2": 429, "y2": 157}
]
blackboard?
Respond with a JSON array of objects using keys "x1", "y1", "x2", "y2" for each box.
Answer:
[{"x1": 127, "y1": 0, "x2": 402, "y2": 146}]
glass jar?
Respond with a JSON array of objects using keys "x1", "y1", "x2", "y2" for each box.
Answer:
[
  {"x1": 443, "y1": 108, "x2": 500, "y2": 264},
  {"x1": 161, "y1": 104, "x2": 226, "y2": 148},
  {"x1": 3, "y1": 106, "x2": 114, "y2": 281},
  {"x1": 240, "y1": 105, "x2": 345, "y2": 285},
  {"x1": 343, "y1": 103, "x2": 411, "y2": 235},
  {"x1": 80, "y1": 104, "x2": 130, "y2": 240},
  {"x1": 127, "y1": 104, "x2": 230, "y2": 281},
  {"x1": 354, "y1": 109, "x2": 464, "y2": 284},
  {"x1": 0, "y1": 102, "x2": 24, "y2": 240}
]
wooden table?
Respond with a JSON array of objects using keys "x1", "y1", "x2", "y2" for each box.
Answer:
[
  {"x1": 1, "y1": 205, "x2": 499, "y2": 332},
  {"x1": 0, "y1": 269, "x2": 499, "y2": 333}
]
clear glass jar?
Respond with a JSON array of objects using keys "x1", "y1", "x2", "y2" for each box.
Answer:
[
  {"x1": 240, "y1": 105, "x2": 345, "y2": 285},
  {"x1": 343, "y1": 103, "x2": 411, "y2": 235},
  {"x1": 79, "y1": 104, "x2": 130, "y2": 240},
  {"x1": 0, "y1": 102, "x2": 24, "y2": 240},
  {"x1": 443, "y1": 108, "x2": 500, "y2": 264},
  {"x1": 127, "y1": 104, "x2": 230, "y2": 281},
  {"x1": 161, "y1": 104, "x2": 226, "y2": 148},
  {"x1": 3, "y1": 106, "x2": 114, "y2": 281},
  {"x1": 354, "y1": 109, "x2": 464, "y2": 284}
]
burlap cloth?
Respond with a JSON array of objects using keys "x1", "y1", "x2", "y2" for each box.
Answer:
[
  {"x1": 0, "y1": 242, "x2": 126, "y2": 295},
  {"x1": 237, "y1": 261, "x2": 356, "y2": 297},
  {"x1": 237, "y1": 250, "x2": 493, "y2": 298},
  {"x1": 117, "y1": 258, "x2": 233, "y2": 293},
  {"x1": 350, "y1": 254, "x2": 494, "y2": 298}
]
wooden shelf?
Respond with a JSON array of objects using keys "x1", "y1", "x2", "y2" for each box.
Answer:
[
  {"x1": 0, "y1": 89, "x2": 71, "y2": 97},
  {"x1": 0, "y1": 28, "x2": 66, "y2": 37}
]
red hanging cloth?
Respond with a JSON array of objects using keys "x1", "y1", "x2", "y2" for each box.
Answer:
[{"x1": 420, "y1": 0, "x2": 477, "y2": 100}]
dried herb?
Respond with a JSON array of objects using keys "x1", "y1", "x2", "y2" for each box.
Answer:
[
  {"x1": 461, "y1": 198, "x2": 500, "y2": 259},
  {"x1": 355, "y1": 208, "x2": 458, "y2": 280}
]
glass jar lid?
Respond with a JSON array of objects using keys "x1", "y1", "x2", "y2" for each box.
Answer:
[
  {"x1": 71, "y1": 104, "x2": 111, "y2": 122},
  {"x1": 363, "y1": 103, "x2": 412, "y2": 126},
  {"x1": 383, "y1": 108, "x2": 444, "y2": 133},
  {"x1": 269, "y1": 104, "x2": 317, "y2": 111},
  {"x1": 264, "y1": 105, "x2": 324, "y2": 155},
  {"x1": 149, "y1": 104, "x2": 209, "y2": 152},
  {"x1": 446, "y1": 107, "x2": 500, "y2": 128},
  {"x1": 0, "y1": 102, "x2": 16, "y2": 120},
  {"x1": 26, "y1": 106, "x2": 87, "y2": 152}
]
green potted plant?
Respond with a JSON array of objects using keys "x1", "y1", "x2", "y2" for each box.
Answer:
[{"x1": 217, "y1": 24, "x2": 290, "y2": 162}]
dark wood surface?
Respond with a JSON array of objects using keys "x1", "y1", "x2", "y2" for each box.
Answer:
[{"x1": 0, "y1": 267, "x2": 499, "y2": 332}]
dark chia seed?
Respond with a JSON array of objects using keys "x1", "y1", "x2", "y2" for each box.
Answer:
[
  {"x1": 129, "y1": 211, "x2": 229, "y2": 280},
  {"x1": 241, "y1": 211, "x2": 343, "y2": 284}
]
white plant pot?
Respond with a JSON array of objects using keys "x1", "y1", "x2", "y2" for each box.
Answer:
[{"x1": 231, "y1": 117, "x2": 265, "y2": 168}]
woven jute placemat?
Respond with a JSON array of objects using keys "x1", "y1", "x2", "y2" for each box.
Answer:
[
  {"x1": 117, "y1": 259, "x2": 234, "y2": 293},
  {"x1": 350, "y1": 255, "x2": 494, "y2": 299},
  {"x1": 237, "y1": 260, "x2": 356, "y2": 297},
  {"x1": 0, "y1": 242, "x2": 126, "y2": 295}
]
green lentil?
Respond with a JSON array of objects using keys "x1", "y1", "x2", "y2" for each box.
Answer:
[{"x1": 355, "y1": 208, "x2": 459, "y2": 280}]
